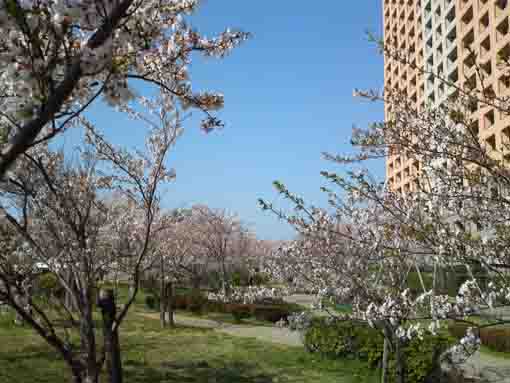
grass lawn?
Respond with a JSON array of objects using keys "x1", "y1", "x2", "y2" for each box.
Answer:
[
  {"x1": 479, "y1": 346, "x2": 510, "y2": 360},
  {"x1": 0, "y1": 308, "x2": 378, "y2": 383}
]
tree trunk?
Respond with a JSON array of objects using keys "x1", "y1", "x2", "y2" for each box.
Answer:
[
  {"x1": 65, "y1": 271, "x2": 76, "y2": 312},
  {"x1": 381, "y1": 335, "x2": 390, "y2": 383},
  {"x1": 160, "y1": 257, "x2": 167, "y2": 328},
  {"x1": 160, "y1": 280, "x2": 167, "y2": 328},
  {"x1": 220, "y1": 261, "x2": 229, "y2": 298},
  {"x1": 70, "y1": 359, "x2": 84, "y2": 383},
  {"x1": 380, "y1": 323, "x2": 393, "y2": 383},
  {"x1": 166, "y1": 281, "x2": 175, "y2": 328},
  {"x1": 99, "y1": 289, "x2": 123, "y2": 383},
  {"x1": 395, "y1": 335, "x2": 405, "y2": 383},
  {"x1": 81, "y1": 291, "x2": 98, "y2": 383}
]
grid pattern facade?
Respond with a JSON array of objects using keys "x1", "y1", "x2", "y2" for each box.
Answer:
[{"x1": 384, "y1": 0, "x2": 510, "y2": 193}]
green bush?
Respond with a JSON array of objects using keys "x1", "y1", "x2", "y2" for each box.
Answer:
[
  {"x1": 230, "y1": 305, "x2": 252, "y2": 323},
  {"x1": 252, "y1": 305, "x2": 291, "y2": 323},
  {"x1": 36, "y1": 273, "x2": 65, "y2": 299},
  {"x1": 449, "y1": 322, "x2": 510, "y2": 353},
  {"x1": 406, "y1": 272, "x2": 433, "y2": 297},
  {"x1": 304, "y1": 318, "x2": 454, "y2": 383},
  {"x1": 250, "y1": 272, "x2": 270, "y2": 286},
  {"x1": 145, "y1": 295, "x2": 159, "y2": 311},
  {"x1": 186, "y1": 291, "x2": 208, "y2": 315}
]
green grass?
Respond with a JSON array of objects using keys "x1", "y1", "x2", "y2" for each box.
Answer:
[
  {"x1": 0, "y1": 308, "x2": 377, "y2": 383},
  {"x1": 184, "y1": 311, "x2": 275, "y2": 327},
  {"x1": 480, "y1": 346, "x2": 510, "y2": 360}
]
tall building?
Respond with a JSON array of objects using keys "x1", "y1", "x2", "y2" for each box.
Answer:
[{"x1": 383, "y1": 0, "x2": 510, "y2": 193}]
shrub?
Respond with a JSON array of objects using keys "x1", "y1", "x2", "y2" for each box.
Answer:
[
  {"x1": 252, "y1": 305, "x2": 291, "y2": 323},
  {"x1": 145, "y1": 295, "x2": 159, "y2": 311},
  {"x1": 231, "y1": 271, "x2": 245, "y2": 287},
  {"x1": 205, "y1": 300, "x2": 226, "y2": 313},
  {"x1": 36, "y1": 273, "x2": 65, "y2": 299},
  {"x1": 449, "y1": 322, "x2": 510, "y2": 353},
  {"x1": 304, "y1": 318, "x2": 454, "y2": 383},
  {"x1": 230, "y1": 305, "x2": 252, "y2": 323},
  {"x1": 187, "y1": 291, "x2": 208, "y2": 315},
  {"x1": 250, "y1": 272, "x2": 270, "y2": 286},
  {"x1": 406, "y1": 272, "x2": 433, "y2": 297}
]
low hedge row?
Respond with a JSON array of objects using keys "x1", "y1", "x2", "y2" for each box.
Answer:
[
  {"x1": 449, "y1": 322, "x2": 510, "y2": 353},
  {"x1": 145, "y1": 293, "x2": 295, "y2": 323},
  {"x1": 304, "y1": 318, "x2": 454, "y2": 383}
]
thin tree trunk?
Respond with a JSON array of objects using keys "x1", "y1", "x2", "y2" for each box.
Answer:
[
  {"x1": 160, "y1": 281, "x2": 167, "y2": 328},
  {"x1": 160, "y1": 257, "x2": 167, "y2": 328},
  {"x1": 167, "y1": 281, "x2": 175, "y2": 327},
  {"x1": 395, "y1": 335, "x2": 405, "y2": 383},
  {"x1": 220, "y1": 261, "x2": 229, "y2": 297},
  {"x1": 381, "y1": 324, "x2": 392, "y2": 383},
  {"x1": 381, "y1": 336, "x2": 390, "y2": 383},
  {"x1": 81, "y1": 291, "x2": 98, "y2": 383},
  {"x1": 99, "y1": 289, "x2": 123, "y2": 383},
  {"x1": 70, "y1": 359, "x2": 84, "y2": 383}
]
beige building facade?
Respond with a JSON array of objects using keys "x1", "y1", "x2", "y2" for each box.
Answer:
[{"x1": 383, "y1": 0, "x2": 510, "y2": 193}]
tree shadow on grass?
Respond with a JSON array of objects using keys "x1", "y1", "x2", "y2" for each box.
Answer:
[{"x1": 125, "y1": 359, "x2": 280, "y2": 383}]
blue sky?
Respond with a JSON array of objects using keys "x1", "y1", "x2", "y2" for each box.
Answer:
[{"x1": 79, "y1": 1, "x2": 386, "y2": 240}]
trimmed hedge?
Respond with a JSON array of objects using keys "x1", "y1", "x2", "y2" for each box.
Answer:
[
  {"x1": 151, "y1": 288, "x2": 298, "y2": 323},
  {"x1": 304, "y1": 318, "x2": 454, "y2": 383},
  {"x1": 449, "y1": 322, "x2": 510, "y2": 353}
]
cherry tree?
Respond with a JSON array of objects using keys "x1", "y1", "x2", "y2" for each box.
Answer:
[
  {"x1": 0, "y1": 91, "x2": 187, "y2": 383},
  {"x1": 149, "y1": 208, "x2": 199, "y2": 328},
  {"x1": 0, "y1": 0, "x2": 249, "y2": 176},
  {"x1": 257, "y1": 58, "x2": 510, "y2": 382},
  {"x1": 187, "y1": 205, "x2": 248, "y2": 297}
]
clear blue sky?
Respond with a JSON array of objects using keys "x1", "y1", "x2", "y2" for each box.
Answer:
[{"x1": 80, "y1": 1, "x2": 385, "y2": 241}]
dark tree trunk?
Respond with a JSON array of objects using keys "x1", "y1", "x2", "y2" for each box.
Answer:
[
  {"x1": 166, "y1": 281, "x2": 175, "y2": 327},
  {"x1": 99, "y1": 289, "x2": 123, "y2": 383},
  {"x1": 380, "y1": 323, "x2": 393, "y2": 383},
  {"x1": 80, "y1": 291, "x2": 98, "y2": 383},
  {"x1": 160, "y1": 280, "x2": 167, "y2": 328},
  {"x1": 70, "y1": 359, "x2": 84, "y2": 383},
  {"x1": 381, "y1": 336, "x2": 390, "y2": 383},
  {"x1": 160, "y1": 257, "x2": 167, "y2": 328},
  {"x1": 395, "y1": 335, "x2": 405, "y2": 383}
]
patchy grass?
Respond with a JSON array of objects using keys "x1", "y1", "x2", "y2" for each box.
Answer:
[
  {"x1": 0, "y1": 308, "x2": 378, "y2": 383},
  {"x1": 480, "y1": 345, "x2": 510, "y2": 360},
  {"x1": 183, "y1": 310, "x2": 274, "y2": 327}
]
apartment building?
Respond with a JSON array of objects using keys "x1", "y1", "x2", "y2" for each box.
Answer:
[{"x1": 383, "y1": 0, "x2": 510, "y2": 193}]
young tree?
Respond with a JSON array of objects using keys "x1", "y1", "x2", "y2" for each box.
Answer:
[
  {"x1": 150, "y1": 208, "x2": 195, "y2": 328},
  {"x1": 188, "y1": 205, "x2": 247, "y2": 297},
  {"x1": 0, "y1": 0, "x2": 249, "y2": 176},
  {"x1": 0, "y1": 91, "x2": 185, "y2": 383}
]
